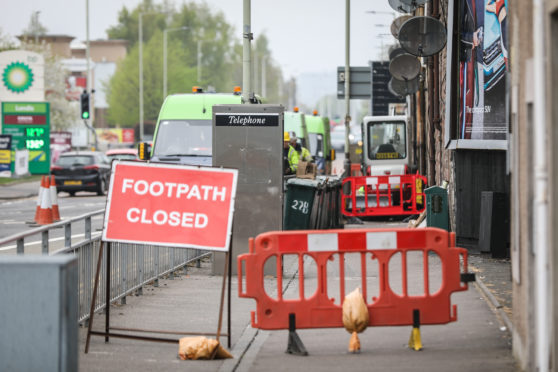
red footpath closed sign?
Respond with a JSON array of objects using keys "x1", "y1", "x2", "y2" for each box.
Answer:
[{"x1": 102, "y1": 161, "x2": 238, "y2": 251}]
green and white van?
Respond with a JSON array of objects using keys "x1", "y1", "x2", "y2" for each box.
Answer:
[
  {"x1": 305, "y1": 111, "x2": 334, "y2": 174},
  {"x1": 146, "y1": 90, "x2": 242, "y2": 165},
  {"x1": 284, "y1": 109, "x2": 309, "y2": 148}
]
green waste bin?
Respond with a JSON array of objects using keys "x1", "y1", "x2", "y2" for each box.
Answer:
[
  {"x1": 316, "y1": 175, "x2": 342, "y2": 229},
  {"x1": 284, "y1": 178, "x2": 320, "y2": 230},
  {"x1": 425, "y1": 186, "x2": 449, "y2": 231}
]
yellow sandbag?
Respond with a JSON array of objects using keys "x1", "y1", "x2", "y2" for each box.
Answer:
[
  {"x1": 342, "y1": 287, "x2": 369, "y2": 333},
  {"x1": 342, "y1": 288, "x2": 369, "y2": 353},
  {"x1": 178, "y1": 336, "x2": 233, "y2": 360}
]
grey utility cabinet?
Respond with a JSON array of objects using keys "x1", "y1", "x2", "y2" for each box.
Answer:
[{"x1": 0, "y1": 255, "x2": 78, "y2": 372}]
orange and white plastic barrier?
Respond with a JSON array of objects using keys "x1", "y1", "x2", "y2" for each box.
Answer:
[
  {"x1": 238, "y1": 228, "x2": 474, "y2": 352},
  {"x1": 341, "y1": 173, "x2": 427, "y2": 217}
]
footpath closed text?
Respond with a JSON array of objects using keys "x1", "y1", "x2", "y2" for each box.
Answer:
[{"x1": 121, "y1": 178, "x2": 228, "y2": 229}]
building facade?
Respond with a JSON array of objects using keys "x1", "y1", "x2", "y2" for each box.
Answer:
[{"x1": 426, "y1": 0, "x2": 558, "y2": 370}]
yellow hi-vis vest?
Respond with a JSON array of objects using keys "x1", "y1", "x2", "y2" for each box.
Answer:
[
  {"x1": 288, "y1": 146, "x2": 299, "y2": 172},
  {"x1": 300, "y1": 147, "x2": 312, "y2": 162}
]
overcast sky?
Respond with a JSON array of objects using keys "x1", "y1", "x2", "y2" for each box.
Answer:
[{"x1": 0, "y1": 0, "x2": 398, "y2": 79}]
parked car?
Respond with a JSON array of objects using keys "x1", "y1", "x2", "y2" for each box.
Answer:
[
  {"x1": 51, "y1": 151, "x2": 111, "y2": 196},
  {"x1": 105, "y1": 148, "x2": 139, "y2": 162},
  {"x1": 331, "y1": 127, "x2": 346, "y2": 151}
]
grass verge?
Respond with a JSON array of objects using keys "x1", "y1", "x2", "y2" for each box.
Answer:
[{"x1": 0, "y1": 175, "x2": 43, "y2": 186}]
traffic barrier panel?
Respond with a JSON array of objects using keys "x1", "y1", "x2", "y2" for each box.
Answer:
[
  {"x1": 341, "y1": 173, "x2": 427, "y2": 217},
  {"x1": 350, "y1": 163, "x2": 362, "y2": 177},
  {"x1": 50, "y1": 175, "x2": 61, "y2": 221},
  {"x1": 238, "y1": 228, "x2": 474, "y2": 352}
]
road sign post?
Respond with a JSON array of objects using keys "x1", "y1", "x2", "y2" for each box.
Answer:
[{"x1": 86, "y1": 161, "x2": 239, "y2": 353}]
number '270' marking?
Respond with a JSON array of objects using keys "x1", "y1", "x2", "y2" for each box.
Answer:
[{"x1": 292, "y1": 200, "x2": 309, "y2": 214}]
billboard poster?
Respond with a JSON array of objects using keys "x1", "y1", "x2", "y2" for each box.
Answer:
[
  {"x1": 458, "y1": 0, "x2": 508, "y2": 140},
  {"x1": 50, "y1": 131, "x2": 72, "y2": 164},
  {"x1": 96, "y1": 128, "x2": 135, "y2": 144},
  {"x1": 65, "y1": 75, "x2": 87, "y2": 101}
]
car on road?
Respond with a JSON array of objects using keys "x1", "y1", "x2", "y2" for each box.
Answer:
[
  {"x1": 331, "y1": 125, "x2": 362, "y2": 151},
  {"x1": 51, "y1": 151, "x2": 111, "y2": 196},
  {"x1": 105, "y1": 148, "x2": 139, "y2": 162}
]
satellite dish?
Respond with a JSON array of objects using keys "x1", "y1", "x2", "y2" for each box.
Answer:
[
  {"x1": 391, "y1": 15, "x2": 413, "y2": 38},
  {"x1": 389, "y1": 76, "x2": 419, "y2": 97},
  {"x1": 389, "y1": 53, "x2": 421, "y2": 81},
  {"x1": 389, "y1": 47, "x2": 406, "y2": 61},
  {"x1": 398, "y1": 16, "x2": 447, "y2": 57},
  {"x1": 388, "y1": 0, "x2": 416, "y2": 14},
  {"x1": 388, "y1": 44, "x2": 401, "y2": 57}
]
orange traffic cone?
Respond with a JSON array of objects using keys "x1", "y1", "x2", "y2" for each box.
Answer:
[
  {"x1": 50, "y1": 175, "x2": 61, "y2": 221},
  {"x1": 30, "y1": 176, "x2": 45, "y2": 224},
  {"x1": 36, "y1": 176, "x2": 53, "y2": 225}
]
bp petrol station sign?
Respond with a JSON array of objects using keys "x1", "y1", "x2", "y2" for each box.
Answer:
[
  {"x1": 0, "y1": 50, "x2": 49, "y2": 174},
  {"x1": 1, "y1": 102, "x2": 50, "y2": 174}
]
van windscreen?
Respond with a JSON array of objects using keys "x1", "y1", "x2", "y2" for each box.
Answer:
[
  {"x1": 153, "y1": 120, "x2": 212, "y2": 156},
  {"x1": 308, "y1": 133, "x2": 324, "y2": 157}
]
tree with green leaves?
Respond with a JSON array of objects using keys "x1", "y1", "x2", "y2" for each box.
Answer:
[
  {"x1": 105, "y1": 0, "x2": 288, "y2": 127},
  {"x1": 106, "y1": 31, "x2": 197, "y2": 127},
  {"x1": 0, "y1": 28, "x2": 16, "y2": 51}
]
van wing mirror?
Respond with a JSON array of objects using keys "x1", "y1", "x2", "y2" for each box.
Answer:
[{"x1": 138, "y1": 142, "x2": 151, "y2": 161}]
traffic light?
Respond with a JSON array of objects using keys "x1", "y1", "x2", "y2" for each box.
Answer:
[
  {"x1": 138, "y1": 142, "x2": 151, "y2": 160},
  {"x1": 80, "y1": 92, "x2": 90, "y2": 120}
]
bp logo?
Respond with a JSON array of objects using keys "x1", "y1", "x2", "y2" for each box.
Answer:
[{"x1": 2, "y1": 61, "x2": 34, "y2": 93}]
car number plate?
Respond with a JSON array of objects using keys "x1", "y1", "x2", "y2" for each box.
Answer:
[{"x1": 64, "y1": 180, "x2": 82, "y2": 185}]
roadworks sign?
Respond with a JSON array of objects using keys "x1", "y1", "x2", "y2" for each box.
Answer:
[{"x1": 102, "y1": 161, "x2": 238, "y2": 251}]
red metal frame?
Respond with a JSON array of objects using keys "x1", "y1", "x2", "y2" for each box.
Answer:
[
  {"x1": 341, "y1": 173, "x2": 427, "y2": 217},
  {"x1": 238, "y1": 228, "x2": 470, "y2": 330}
]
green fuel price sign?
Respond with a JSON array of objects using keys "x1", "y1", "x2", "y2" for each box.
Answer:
[{"x1": 1, "y1": 102, "x2": 50, "y2": 174}]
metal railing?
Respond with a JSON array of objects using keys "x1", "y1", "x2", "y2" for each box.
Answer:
[{"x1": 0, "y1": 210, "x2": 210, "y2": 322}]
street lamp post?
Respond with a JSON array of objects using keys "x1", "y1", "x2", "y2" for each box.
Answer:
[
  {"x1": 344, "y1": 0, "x2": 351, "y2": 176},
  {"x1": 138, "y1": 11, "x2": 167, "y2": 141},
  {"x1": 139, "y1": 13, "x2": 144, "y2": 142},
  {"x1": 163, "y1": 26, "x2": 188, "y2": 99},
  {"x1": 242, "y1": 0, "x2": 252, "y2": 103}
]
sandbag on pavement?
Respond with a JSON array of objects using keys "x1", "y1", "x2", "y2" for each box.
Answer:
[
  {"x1": 342, "y1": 287, "x2": 369, "y2": 353},
  {"x1": 178, "y1": 336, "x2": 233, "y2": 360}
]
